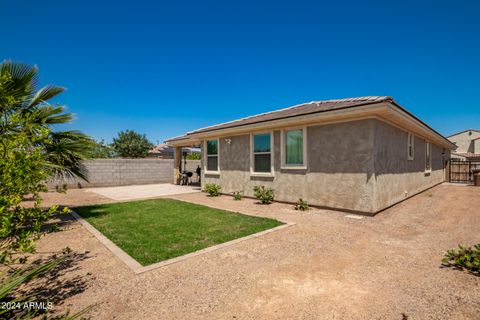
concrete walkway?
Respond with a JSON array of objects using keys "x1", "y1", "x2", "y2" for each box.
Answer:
[{"x1": 84, "y1": 183, "x2": 201, "y2": 201}]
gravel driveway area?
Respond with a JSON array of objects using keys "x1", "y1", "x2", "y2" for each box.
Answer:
[{"x1": 35, "y1": 184, "x2": 480, "y2": 319}]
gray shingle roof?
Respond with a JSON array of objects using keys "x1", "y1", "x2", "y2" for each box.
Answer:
[{"x1": 187, "y1": 96, "x2": 392, "y2": 135}]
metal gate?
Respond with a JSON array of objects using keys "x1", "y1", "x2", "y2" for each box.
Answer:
[{"x1": 449, "y1": 159, "x2": 480, "y2": 183}]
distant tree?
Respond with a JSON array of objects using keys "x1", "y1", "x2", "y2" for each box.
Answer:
[
  {"x1": 186, "y1": 152, "x2": 201, "y2": 160},
  {"x1": 87, "y1": 139, "x2": 116, "y2": 158},
  {"x1": 111, "y1": 130, "x2": 154, "y2": 158}
]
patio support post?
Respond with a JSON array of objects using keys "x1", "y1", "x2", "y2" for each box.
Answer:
[{"x1": 173, "y1": 146, "x2": 182, "y2": 184}]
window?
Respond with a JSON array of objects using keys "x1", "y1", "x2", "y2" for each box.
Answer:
[
  {"x1": 425, "y1": 141, "x2": 431, "y2": 172},
  {"x1": 282, "y1": 128, "x2": 306, "y2": 168},
  {"x1": 251, "y1": 133, "x2": 272, "y2": 174},
  {"x1": 206, "y1": 139, "x2": 219, "y2": 172},
  {"x1": 407, "y1": 133, "x2": 414, "y2": 160}
]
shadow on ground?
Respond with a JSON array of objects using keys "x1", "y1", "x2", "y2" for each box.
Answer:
[
  {"x1": 41, "y1": 211, "x2": 79, "y2": 233},
  {"x1": 15, "y1": 251, "x2": 95, "y2": 303}
]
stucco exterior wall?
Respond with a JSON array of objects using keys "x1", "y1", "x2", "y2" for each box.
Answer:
[
  {"x1": 203, "y1": 119, "x2": 377, "y2": 213},
  {"x1": 202, "y1": 118, "x2": 449, "y2": 214},
  {"x1": 475, "y1": 139, "x2": 480, "y2": 154},
  {"x1": 448, "y1": 130, "x2": 480, "y2": 153},
  {"x1": 372, "y1": 120, "x2": 448, "y2": 212}
]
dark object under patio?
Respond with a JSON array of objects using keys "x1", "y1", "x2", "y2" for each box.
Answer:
[{"x1": 181, "y1": 171, "x2": 193, "y2": 185}]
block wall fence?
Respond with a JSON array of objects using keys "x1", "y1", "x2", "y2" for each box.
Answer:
[{"x1": 47, "y1": 159, "x2": 201, "y2": 189}]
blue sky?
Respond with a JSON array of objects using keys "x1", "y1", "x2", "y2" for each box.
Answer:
[{"x1": 2, "y1": 0, "x2": 479, "y2": 143}]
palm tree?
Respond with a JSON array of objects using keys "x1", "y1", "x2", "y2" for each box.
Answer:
[{"x1": 0, "y1": 60, "x2": 93, "y2": 181}]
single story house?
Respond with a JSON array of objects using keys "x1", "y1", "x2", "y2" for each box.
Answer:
[
  {"x1": 166, "y1": 96, "x2": 455, "y2": 215},
  {"x1": 447, "y1": 129, "x2": 480, "y2": 160}
]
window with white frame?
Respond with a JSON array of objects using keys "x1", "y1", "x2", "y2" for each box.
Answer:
[
  {"x1": 425, "y1": 141, "x2": 431, "y2": 172},
  {"x1": 407, "y1": 133, "x2": 414, "y2": 160},
  {"x1": 284, "y1": 128, "x2": 305, "y2": 167},
  {"x1": 206, "y1": 139, "x2": 219, "y2": 172},
  {"x1": 252, "y1": 133, "x2": 272, "y2": 173}
]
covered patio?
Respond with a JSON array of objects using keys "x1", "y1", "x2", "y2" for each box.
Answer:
[{"x1": 165, "y1": 135, "x2": 202, "y2": 186}]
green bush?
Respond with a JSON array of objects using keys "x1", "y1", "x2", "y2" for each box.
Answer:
[
  {"x1": 204, "y1": 183, "x2": 221, "y2": 197},
  {"x1": 233, "y1": 191, "x2": 243, "y2": 200},
  {"x1": 442, "y1": 244, "x2": 480, "y2": 275},
  {"x1": 186, "y1": 152, "x2": 201, "y2": 160},
  {"x1": 55, "y1": 183, "x2": 68, "y2": 194},
  {"x1": 253, "y1": 186, "x2": 274, "y2": 204},
  {"x1": 294, "y1": 198, "x2": 309, "y2": 211}
]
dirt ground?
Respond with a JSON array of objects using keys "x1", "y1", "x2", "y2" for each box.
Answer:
[{"x1": 31, "y1": 184, "x2": 480, "y2": 319}]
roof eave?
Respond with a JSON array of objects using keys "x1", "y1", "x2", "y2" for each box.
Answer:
[{"x1": 164, "y1": 135, "x2": 201, "y2": 147}]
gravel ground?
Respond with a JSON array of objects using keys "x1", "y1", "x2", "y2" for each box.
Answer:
[{"x1": 31, "y1": 184, "x2": 480, "y2": 319}]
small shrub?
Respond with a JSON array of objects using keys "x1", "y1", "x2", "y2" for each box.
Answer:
[
  {"x1": 204, "y1": 183, "x2": 221, "y2": 197},
  {"x1": 253, "y1": 186, "x2": 274, "y2": 204},
  {"x1": 55, "y1": 183, "x2": 68, "y2": 193},
  {"x1": 294, "y1": 198, "x2": 309, "y2": 211},
  {"x1": 442, "y1": 244, "x2": 480, "y2": 275},
  {"x1": 48, "y1": 224, "x2": 61, "y2": 233},
  {"x1": 233, "y1": 191, "x2": 243, "y2": 200}
]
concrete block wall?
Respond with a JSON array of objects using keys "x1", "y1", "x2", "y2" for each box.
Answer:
[{"x1": 47, "y1": 159, "x2": 201, "y2": 189}]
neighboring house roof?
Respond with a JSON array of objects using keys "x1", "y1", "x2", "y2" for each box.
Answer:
[
  {"x1": 149, "y1": 144, "x2": 174, "y2": 155},
  {"x1": 166, "y1": 96, "x2": 455, "y2": 149},
  {"x1": 447, "y1": 129, "x2": 480, "y2": 138}
]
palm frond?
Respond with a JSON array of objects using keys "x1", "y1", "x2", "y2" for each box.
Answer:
[
  {"x1": 44, "y1": 130, "x2": 95, "y2": 182},
  {"x1": 0, "y1": 257, "x2": 64, "y2": 301},
  {"x1": 1, "y1": 61, "x2": 93, "y2": 182},
  {"x1": 0, "y1": 60, "x2": 38, "y2": 90},
  {"x1": 28, "y1": 85, "x2": 65, "y2": 108},
  {"x1": 0, "y1": 61, "x2": 38, "y2": 112},
  {"x1": 29, "y1": 104, "x2": 73, "y2": 125}
]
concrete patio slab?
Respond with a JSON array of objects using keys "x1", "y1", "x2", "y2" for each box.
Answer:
[{"x1": 84, "y1": 183, "x2": 201, "y2": 201}]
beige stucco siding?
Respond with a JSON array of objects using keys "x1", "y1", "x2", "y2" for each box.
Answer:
[
  {"x1": 475, "y1": 139, "x2": 480, "y2": 154},
  {"x1": 448, "y1": 130, "x2": 480, "y2": 153},
  {"x1": 372, "y1": 120, "x2": 447, "y2": 212},
  {"x1": 203, "y1": 119, "x2": 377, "y2": 213}
]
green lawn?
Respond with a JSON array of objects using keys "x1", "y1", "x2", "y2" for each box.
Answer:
[{"x1": 74, "y1": 198, "x2": 283, "y2": 266}]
